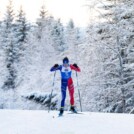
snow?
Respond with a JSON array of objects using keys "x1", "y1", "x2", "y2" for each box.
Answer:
[
  {"x1": 0, "y1": 0, "x2": 134, "y2": 114},
  {"x1": 0, "y1": 110, "x2": 134, "y2": 134}
]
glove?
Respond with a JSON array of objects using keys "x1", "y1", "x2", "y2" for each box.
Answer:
[
  {"x1": 53, "y1": 64, "x2": 59, "y2": 68},
  {"x1": 73, "y1": 63, "x2": 78, "y2": 68}
]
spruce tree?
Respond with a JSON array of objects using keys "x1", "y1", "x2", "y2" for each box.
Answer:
[
  {"x1": 40, "y1": 5, "x2": 47, "y2": 19},
  {"x1": 51, "y1": 19, "x2": 65, "y2": 51},
  {"x1": 36, "y1": 4, "x2": 48, "y2": 40},
  {"x1": 65, "y1": 19, "x2": 78, "y2": 58},
  {"x1": 14, "y1": 6, "x2": 29, "y2": 61},
  {"x1": 2, "y1": 0, "x2": 16, "y2": 90}
]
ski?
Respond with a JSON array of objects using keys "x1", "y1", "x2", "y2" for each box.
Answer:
[
  {"x1": 52, "y1": 112, "x2": 83, "y2": 118},
  {"x1": 52, "y1": 114, "x2": 63, "y2": 118},
  {"x1": 68, "y1": 112, "x2": 83, "y2": 115}
]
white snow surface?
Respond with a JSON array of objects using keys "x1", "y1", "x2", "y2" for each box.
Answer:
[{"x1": 0, "y1": 110, "x2": 134, "y2": 134}]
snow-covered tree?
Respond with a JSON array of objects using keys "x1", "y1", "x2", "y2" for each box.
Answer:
[
  {"x1": 11, "y1": 6, "x2": 30, "y2": 89},
  {"x1": 13, "y1": 6, "x2": 29, "y2": 60},
  {"x1": 36, "y1": 4, "x2": 48, "y2": 40},
  {"x1": 51, "y1": 19, "x2": 65, "y2": 51},
  {"x1": 40, "y1": 5, "x2": 48, "y2": 19},
  {"x1": 1, "y1": 0, "x2": 16, "y2": 90},
  {"x1": 86, "y1": 0, "x2": 134, "y2": 113},
  {"x1": 64, "y1": 19, "x2": 79, "y2": 60}
]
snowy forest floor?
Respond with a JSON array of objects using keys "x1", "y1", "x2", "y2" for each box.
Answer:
[{"x1": 1, "y1": 110, "x2": 134, "y2": 134}]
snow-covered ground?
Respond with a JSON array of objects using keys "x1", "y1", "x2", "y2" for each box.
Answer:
[{"x1": 1, "y1": 110, "x2": 134, "y2": 134}]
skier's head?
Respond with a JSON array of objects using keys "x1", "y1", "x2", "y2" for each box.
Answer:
[{"x1": 63, "y1": 57, "x2": 69, "y2": 66}]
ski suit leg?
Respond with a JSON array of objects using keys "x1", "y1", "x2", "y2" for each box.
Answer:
[
  {"x1": 61, "y1": 79, "x2": 68, "y2": 108},
  {"x1": 68, "y1": 78, "x2": 74, "y2": 106}
]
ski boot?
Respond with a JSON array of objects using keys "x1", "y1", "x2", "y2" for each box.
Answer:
[
  {"x1": 59, "y1": 107, "x2": 64, "y2": 116},
  {"x1": 70, "y1": 106, "x2": 77, "y2": 113}
]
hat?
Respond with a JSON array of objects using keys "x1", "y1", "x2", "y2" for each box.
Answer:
[{"x1": 63, "y1": 57, "x2": 69, "y2": 64}]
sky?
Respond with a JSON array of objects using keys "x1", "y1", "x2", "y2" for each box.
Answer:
[{"x1": 0, "y1": 0, "x2": 90, "y2": 27}]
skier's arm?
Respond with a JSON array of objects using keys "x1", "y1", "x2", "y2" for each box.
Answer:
[
  {"x1": 50, "y1": 64, "x2": 61, "y2": 72},
  {"x1": 70, "y1": 64, "x2": 81, "y2": 72}
]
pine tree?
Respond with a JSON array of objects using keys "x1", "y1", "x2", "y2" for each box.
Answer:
[
  {"x1": 100, "y1": 0, "x2": 134, "y2": 113},
  {"x1": 66, "y1": 19, "x2": 76, "y2": 44},
  {"x1": 36, "y1": 4, "x2": 48, "y2": 40},
  {"x1": 65, "y1": 19, "x2": 78, "y2": 59},
  {"x1": 86, "y1": 0, "x2": 134, "y2": 113},
  {"x1": 14, "y1": 6, "x2": 29, "y2": 61},
  {"x1": 68, "y1": 19, "x2": 75, "y2": 29},
  {"x1": 2, "y1": 0, "x2": 14, "y2": 49},
  {"x1": 51, "y1": 19, "x2": 65, "y2": 51},
  {"x1": 2, "y1": 0, "x2": 16, "y2": 89},
  {"x1": 40, "y1": 5, "x2": 47, "y2": 19}
]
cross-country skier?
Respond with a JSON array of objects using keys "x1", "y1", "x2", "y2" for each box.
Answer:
[{"x1": 50, "y1": 57, "x2": 81, "y2": 116}]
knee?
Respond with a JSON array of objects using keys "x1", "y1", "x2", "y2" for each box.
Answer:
[
  {"x1": 68, "y1": 82, "x2": 74, "y2": 89},
  {"x1": 61, "y1": 91, "x2": 66, "y2": 99}
]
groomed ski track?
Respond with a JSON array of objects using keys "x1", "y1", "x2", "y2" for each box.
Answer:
[{"x1": 0, "y1": 110, "x2": 134, "y2": 134}]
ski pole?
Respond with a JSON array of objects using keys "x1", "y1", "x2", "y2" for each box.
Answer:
[
  {"x1": 48, "y1": 71, "x2": 56, "y2": 113},
  {"x1": 76, "y1": 71, "x2": 82, "y2": 112}
]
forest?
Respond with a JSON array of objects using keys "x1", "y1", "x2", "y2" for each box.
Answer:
[{"x1": 0, "y1": 0, "x2": 134, "y2": 114}]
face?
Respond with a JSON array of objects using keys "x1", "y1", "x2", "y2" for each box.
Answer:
[{"x1": 63, "y1": 63, "x2": 69, "y2": 68}]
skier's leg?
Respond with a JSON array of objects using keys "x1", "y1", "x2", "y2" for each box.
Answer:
[
  {"x1": 68, "y1": 78, "x2": 77, "y2": 113},
  {"x1": 59, "y1": 80, "x2": 67, "y2": 116},
  {"x1": 68, "y1": 78, "x2": 74, "y2": 106},
  {"x1": 61, "y1": 79, "x2": 67, "y2": 108}
]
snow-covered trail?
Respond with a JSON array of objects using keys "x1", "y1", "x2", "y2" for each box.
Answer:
[{"x1": 0, "y1": 110, "x2": 134, "y2": 134}]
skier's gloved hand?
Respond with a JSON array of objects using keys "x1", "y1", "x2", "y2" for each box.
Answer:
[
  {"x1": 73, "y1": 63, "x2": 78, "y2": 68},
  {"x1": 53, "y1": 64, "x2": 59, "y2": 68}
]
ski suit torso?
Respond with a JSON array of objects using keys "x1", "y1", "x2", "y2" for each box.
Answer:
[
  {"x1": 60, "y1": 65, "x2": 72, "y2": 80},
  {"x1": 50, "y1": 64, "x2": 80, "y2": 107}
]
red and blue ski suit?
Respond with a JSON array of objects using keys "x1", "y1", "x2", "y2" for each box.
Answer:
[{"x1": 50, "y1": 64, "x2": 81, "y2": 108}]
